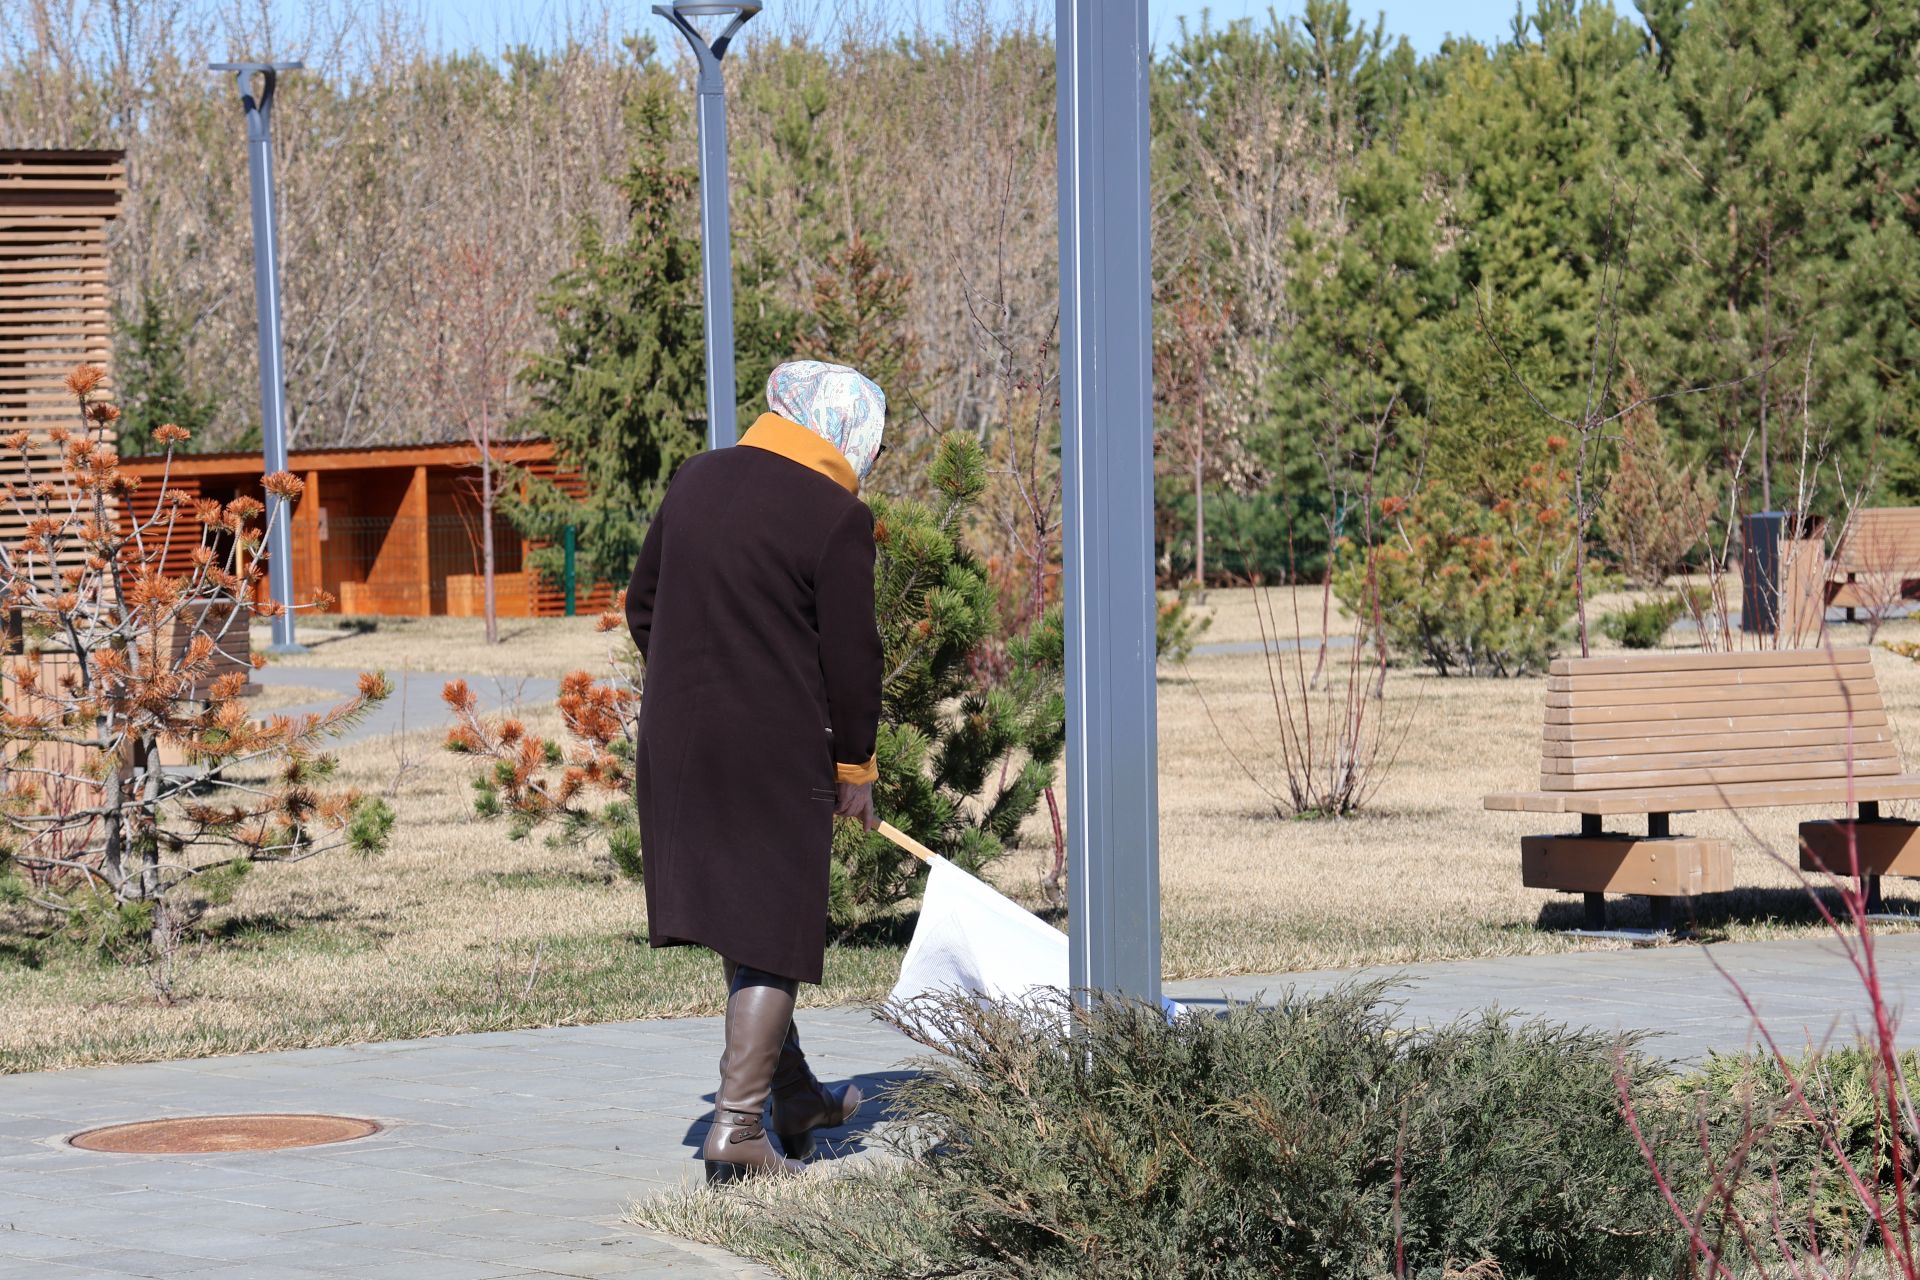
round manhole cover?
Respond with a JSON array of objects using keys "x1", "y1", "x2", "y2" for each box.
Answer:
[{"x1": 70, "y1": 1114, "x2": 380, "y2": 1154}]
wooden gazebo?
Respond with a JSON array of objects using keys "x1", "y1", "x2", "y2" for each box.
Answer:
[{"x1": 116, "y1": 439, "x2": 612, "y2": 619}]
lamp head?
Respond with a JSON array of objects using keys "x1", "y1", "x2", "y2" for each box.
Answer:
[{"x1": 653, "y1": 0, "x2": 760, "y2": 64}]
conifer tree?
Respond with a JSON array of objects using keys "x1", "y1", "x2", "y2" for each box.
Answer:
[
  {"x1": 1623, "y1": 0, "x2": 1886, "y2": 506},
  {"x1": 830, "y1": 431, "x2": 1065, "y2": 931},
  {"x1": 115, "y1": 287, "x2": 219, "y2": 451},
  {"x1": 507, "y1": 83, "x2": 794, "y2": 592}
]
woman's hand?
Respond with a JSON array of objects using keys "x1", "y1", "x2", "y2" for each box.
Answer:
[{"x1": 835, "y1": 781, "x2": 878, "y2": 832}]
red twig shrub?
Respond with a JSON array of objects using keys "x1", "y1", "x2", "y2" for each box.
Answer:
[{"x1": 1623, "y1": 654, "x2": 1920, "y2": 1274}]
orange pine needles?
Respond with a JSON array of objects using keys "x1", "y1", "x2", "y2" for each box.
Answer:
[
  {"x1": 441, "y1": 606, "x2": 642, "y2": 871},
  {"x1": 0, "y1": 365, "x2": 393, "y2": 988}
]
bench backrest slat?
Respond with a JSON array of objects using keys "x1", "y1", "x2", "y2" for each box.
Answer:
[
  {"x1": 1550, "y1": 648, "x2": 1871, "y2": 676},
  {"x1": 1543, "y1": 724, "x2": 1892, "y2": 758},
  {"x1": 1545, "y1": 661, "x2": 1872, "y2": 693},
  {"x1": 1539, "y1": 648, "x2": 1901, "y2": 794},
  {"x1": 1833, "y1": 508, "x2": 1920, "y2": 573}
]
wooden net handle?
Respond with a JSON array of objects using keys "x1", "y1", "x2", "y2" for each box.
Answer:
[{"x1": 876, "y1": 821, "x2": 937, "y2": 864}]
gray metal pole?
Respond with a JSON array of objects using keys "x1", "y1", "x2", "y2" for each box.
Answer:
[
  {"x1": 654, "y1": 3, "x2": 760, "y2": 452},
  {"x1": 1056, "y1": 0, "x2": 1160, "y2": 1005},
  {"x1": 212, "y1": 61, "x2": 305, "y2": 653}
]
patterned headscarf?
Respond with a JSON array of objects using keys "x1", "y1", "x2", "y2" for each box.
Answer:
[{"x1": 766, "y1": 361, "x2": 887, "y2": 480}]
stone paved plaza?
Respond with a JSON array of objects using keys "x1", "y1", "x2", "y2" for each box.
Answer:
[{"x1": 3, "y1": 933, "x2": 1917, "y2": 1278}]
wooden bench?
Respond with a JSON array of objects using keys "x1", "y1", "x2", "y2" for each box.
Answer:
[
  {"x1": 1829, "y1": 507, "x2": 1920, "y2": 616},
  {"x1": 1484, "y1": 648, "x2": 1920, "y2": 930}
]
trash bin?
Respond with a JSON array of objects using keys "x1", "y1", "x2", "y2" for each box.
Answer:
[{"x1": 1742, "y1": 511, "x2": 1827, "y2": 640}]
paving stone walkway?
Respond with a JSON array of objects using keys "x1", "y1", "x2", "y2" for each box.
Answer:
[
  {"x1": 251, "y1": 666, "x2": 559, "y2": 746},
  {"x1": 4, "y1": 933, "x2": 1919, "y2": 1279}
]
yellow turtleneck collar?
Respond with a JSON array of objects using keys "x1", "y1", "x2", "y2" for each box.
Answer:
[{"x1": 738, "y1": 412, "x2": 859, "y2": 495}]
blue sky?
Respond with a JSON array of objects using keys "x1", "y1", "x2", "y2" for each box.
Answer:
[{"x1": 411, "y1": 1, "x2": 1627, "y2": 62}]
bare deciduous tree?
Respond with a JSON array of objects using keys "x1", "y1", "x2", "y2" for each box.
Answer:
[{"x1": 419, "y1": 232, "x2": 528, "y2": 644}]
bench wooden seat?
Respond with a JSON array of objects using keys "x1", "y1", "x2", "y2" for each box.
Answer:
[
  {"x1": 1484, "y1": 647, "x2": 1920, "y2": 929},
  {"x1": 1829, "y1": 507, "x2": 1920, "y2": 613}
]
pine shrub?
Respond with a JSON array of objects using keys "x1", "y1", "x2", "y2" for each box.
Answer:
[
  {"x1": 1600, "y1": 594, "x2": 1688, "y2": 649},
  {"x1": 1335, "y1": 455, "x2": 1580, "y2": 677},
  {"x1": 832, "y1": 432, "x2": 1065, "y2": 932},
  {"x1": 708, "y1": 987, "x2": 1686, "y2": 1279}
]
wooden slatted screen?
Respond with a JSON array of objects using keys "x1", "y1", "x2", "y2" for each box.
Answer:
[
  {"x1": 0, "y1": 149, "x2": 125, "y2": 578},
  {"x1": 520, "y1": 454, "x2": 618, "y2": 617}
]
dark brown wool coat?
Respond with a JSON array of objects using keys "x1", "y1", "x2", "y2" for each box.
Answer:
[{"x1": 625, "y1": 414, "x2": 883, "y2": 984}]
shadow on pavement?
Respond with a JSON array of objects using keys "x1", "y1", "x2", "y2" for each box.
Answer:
[{"x1": 675, "y1": 1068, "x2": 919, "y2": 1159}]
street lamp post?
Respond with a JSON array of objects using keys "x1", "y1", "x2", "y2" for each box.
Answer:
[
  {"x1": 211, "y1": 60, "x2": 305, "y2": 653},
  {"x1": 1056, "y1": 0, "x2": 1161, "y2": 1006},
  {"x1": 653, "y1": 1, "x2": 761, "y2": 452}
]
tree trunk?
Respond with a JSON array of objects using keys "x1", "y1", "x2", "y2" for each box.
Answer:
[
  {"x1": 1042, "y1": 785, "x2": 1066, "y2": 896},
  {"x1": 1575, "y1": 423, "x2": 1591, "y2": 658},
  {"x1": 1311, "y1": 503, "x2": 1339, "y2": 687},
  {"x1": 481, "y1": 424, "x2": 498, "y2": 647},
  {"x1": 1192, "y1": 451, "x2": 1206, "y2": 602}
]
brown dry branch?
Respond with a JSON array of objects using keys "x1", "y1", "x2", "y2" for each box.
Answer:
[
  {"x1": 1154, "y1": 270, "x2": 1266, "y2": 599},
  {"x1": 1677, "y1": 431, "x2": 1755, "y2": 654},
  {"x1": 1187, "y1": 449, "x2": 1411, "y2": 820},
  {"x1": 1709, "y1": 348, "x2": 1863, "y2": 652},
  {"x1": 0, "y1": 366, "x2": 393, "y2": 995},
  {"x1": 1302, "y1": 359, "x2": 1398, "y2": 688},
  {"x1": 1182, "y1": 575, "x2": 1409, "y2": 820},
  {"x1": 422, "y1": 232, "x2": 528, "y2": 646},
  {"x1": 1155, "y1": 8, "x2": 1347, "y2": 512}
]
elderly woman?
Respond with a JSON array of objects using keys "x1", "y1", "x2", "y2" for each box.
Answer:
[{"x1": 625, "y1": 360, "x2": 885, "y2": 1180}]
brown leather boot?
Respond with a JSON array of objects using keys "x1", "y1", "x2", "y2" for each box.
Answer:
[
  {"x1": 770, "y1": 1021, "x2": 863, "y2": 1161},
  {"x1": 703, "y1": 964, "x2": 805, "y2": 1183}
]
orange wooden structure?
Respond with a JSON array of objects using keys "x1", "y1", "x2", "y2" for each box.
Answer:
[
  {"x1": 116, "y1": 439, "x2": 614, "y2": 619},
  {"x1": 0, "y1": 150, "x2": 124, "y2": 575}
]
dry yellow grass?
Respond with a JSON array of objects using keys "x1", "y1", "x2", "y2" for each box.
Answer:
[
  {"x1": 5, "y1": 589, "x2": 1915, "y2": 1072},
  {"x1": 1184, "y1": 582, "x2": 1356, "y2": 648}
]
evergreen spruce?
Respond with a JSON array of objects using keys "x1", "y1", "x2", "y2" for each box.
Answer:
[
  {"x1": 832, "y1": 432, "x2": 1065, "y2": 933},
  {"x1": 507, "y1": 85, "x2": 789, "y2": 592},
  {"x1": 115, "y1": 287, "x2": 219, "y2": 450}
]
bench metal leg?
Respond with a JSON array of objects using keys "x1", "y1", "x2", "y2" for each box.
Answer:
[
  {"x1": 1648, "y1": 812, "x2": 1671, "y2": 839},
  {"x1": 1860, "y1": 804, "x2": 1886, "y2": 912},
  {"x1": 1583, "y1": 892, "x2": 1607, "y2": 930},
  {"x1": 1647, "y1": 895, "x2": 1678, "y2": 932},
  {"x1": 1580, "y1": 817, "x2": 1607, "y2": 928}
]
